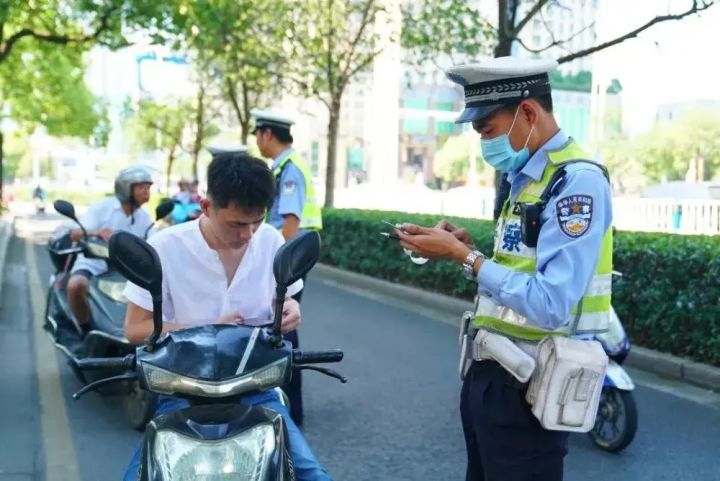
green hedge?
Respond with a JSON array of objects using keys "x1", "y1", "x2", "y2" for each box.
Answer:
[{"x1": 320, "y1": 208, "x2": 720, "y2": 366}]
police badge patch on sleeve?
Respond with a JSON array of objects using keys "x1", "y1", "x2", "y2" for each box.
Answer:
[
  {"x1": 556, "y1": 195, "x2": 593, "y2": 238},
  {"x1": 282, "y1": 180, "x2": 296, "y2": 196}
]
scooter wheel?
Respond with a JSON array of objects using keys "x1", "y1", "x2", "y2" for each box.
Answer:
[
  {"x1": 588, "y1": 387, "x2": 638, "y2": 453},
  {"x1": 124, "y1": 381, "x2": 157, "y2": 431}
]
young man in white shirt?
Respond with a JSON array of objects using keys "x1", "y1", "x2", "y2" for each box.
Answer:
[
  {"x1": 121, "y1": 151, "x2": 332, "y2": 481},
  {"x1": 67, "y1": 166, "x2": 153, "y2": 334}
]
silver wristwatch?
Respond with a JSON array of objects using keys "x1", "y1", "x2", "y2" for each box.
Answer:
[{"x1": 462, "y1": 250, "x2": 484, "y2": 280}]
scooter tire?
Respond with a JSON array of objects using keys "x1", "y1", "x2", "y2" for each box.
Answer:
[
  {"x1": 124, "y1": 381, "x2": 158, "y2": 431},
  {"x1": 588, "y1": 388, "x2": 638, "y2": 453}
]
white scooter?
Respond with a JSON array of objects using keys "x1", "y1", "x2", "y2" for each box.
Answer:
[{"x1": 590, "y1": 272, "x2": 638, "y2": 453}]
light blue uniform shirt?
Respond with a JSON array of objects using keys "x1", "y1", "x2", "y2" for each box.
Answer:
[
  {"x1": 267, "y1": 148, "x2": 307, "y2": 229},
  {"x1": 477, "y1": 130, "x2": 613, "y2": 331}
]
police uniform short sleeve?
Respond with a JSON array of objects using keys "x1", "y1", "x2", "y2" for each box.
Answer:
[
  {"x1": 276, "y1": 163, "x2": 306, "y2": 219},
  {"x1": 477, "y1": 164, "x2": 612, "y2": 330}
]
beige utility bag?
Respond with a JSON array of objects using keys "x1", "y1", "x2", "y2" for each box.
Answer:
[{"x1": 526, "y1": 335, "x2": 608, "y2": 433}]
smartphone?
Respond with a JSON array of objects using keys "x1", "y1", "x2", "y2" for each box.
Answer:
[{"x1": 380, "y1": 220, "x2": 405, "y2": 240}]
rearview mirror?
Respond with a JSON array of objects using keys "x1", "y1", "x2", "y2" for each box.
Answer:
[
  {"x1": 109, "y1": 232, "x2": 162, "y2": 298},
  {"x1": 110, "y1": 232, "x2": 164, "y2": 349},
  {"x1": 54, "y1": 199, "x2": 77, "y2": 221},
  {"x1": 273, "y1": 230, "x2": 321, "y2": 288},
  {"x1": 155, "y1": 199, "x2": 175, "y2": 221}
]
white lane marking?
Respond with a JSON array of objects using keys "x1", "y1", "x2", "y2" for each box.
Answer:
[{"x1": 26, "y1": 231, "x2": 83, "y2": 481}]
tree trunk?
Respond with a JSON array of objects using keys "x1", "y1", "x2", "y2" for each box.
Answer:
[
  {"x1": 191, "y1": 83, "x2": 206, "y2": 180},
  {"x1": 165, "y1": 143, "x2": 177, "y2": 196},
  {"x1": 491, "y1": 0, "x2": 519, "y2": 221},
  {"x1": 240, "y1": 82, "x2": 250, "y2": 145},
  {"x1": 0, "y1": 129, "x2": 4, "y2": 209},
  {"x1": 324, "y1": 99, "x2": 341, "y2": 208},
  {"x1": 226, "y1": 78, "x2": 250, "y2": 144}
]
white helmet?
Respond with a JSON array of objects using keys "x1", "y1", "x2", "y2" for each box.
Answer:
[{"x1": 114, "y1": 166, "x2": 153, "y2": 204}]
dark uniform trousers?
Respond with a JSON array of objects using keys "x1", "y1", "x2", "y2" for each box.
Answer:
[{"x1": 460, "y1": 361, "x2": 569, "y2": 481}]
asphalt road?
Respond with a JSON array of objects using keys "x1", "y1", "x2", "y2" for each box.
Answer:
[{"x1": 2, "y1": 212, "x2": 719, "y2": 481}]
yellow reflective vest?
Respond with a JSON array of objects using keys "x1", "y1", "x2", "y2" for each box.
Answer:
[
  {"x1": 273, "y1": 151, "x2": 323, "y2": 230},
  {"x1": 473, "y1": 140, "x2": 612, "y2": 342}
]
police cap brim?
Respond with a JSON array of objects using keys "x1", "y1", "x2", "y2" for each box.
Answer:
[{"x1": 455, "y1": 103, "x2": 505, "y2": 124}]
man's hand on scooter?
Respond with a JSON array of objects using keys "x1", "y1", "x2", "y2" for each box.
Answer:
[
  {"x1": 281, "y1": 298, "x2": 301, "y2": 334},
  {"x1": 94, "y1": 228, "x2": 114, "y2": 242},
  {"x1": 216, "y1": 310, "x2": 245, "y2": 325}
]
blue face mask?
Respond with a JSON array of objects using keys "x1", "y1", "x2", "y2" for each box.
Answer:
[{"x1": 480, "y1": 107, "x2": 535, "y2": 173}]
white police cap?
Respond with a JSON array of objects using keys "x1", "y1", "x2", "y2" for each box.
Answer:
[
  {"x1": 445, "y1": 56, "x2": 558, "y2": 124},
  {"x1": 250, "y1": 109, "x2": 295, "y2": 133},
  {"x1": 207, "y1": 144, "x2": 248, "y2": 156}
]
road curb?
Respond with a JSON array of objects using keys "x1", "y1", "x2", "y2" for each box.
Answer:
[
  {"x1": 312, "y1": 263, "x2": 720, "y2": 392},
  {"x1": 0, "y1": 213, "x2": 15, "y2": 300}
]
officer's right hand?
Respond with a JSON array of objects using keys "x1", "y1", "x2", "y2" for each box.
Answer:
[{"x1": 435, "y1": 220, "x2": 475, "y2": 249}]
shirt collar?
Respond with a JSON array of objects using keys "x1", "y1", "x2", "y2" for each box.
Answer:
[
  {"x1": 272, "y1": 148, "x2": 294, "y2": 169},
  {"x1": 507, "y1": 129, "x2": 568, "y2": 183}
]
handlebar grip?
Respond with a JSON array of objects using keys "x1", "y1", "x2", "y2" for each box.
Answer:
[
  {"x1": 75, "y1": 354, "x2": 134, "y2": 371},
  {"x1": 293, "y1": 350, "x2": 344, "y2": 365}
]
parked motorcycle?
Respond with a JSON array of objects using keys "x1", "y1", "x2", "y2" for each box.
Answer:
[
  {"x1": 72, "y1": 229, "x2": 345, "y2": 480},
  {"x1": 589, "y1": 271, "x2": 638, "y2": 453},
  {"x1": 44, "y1": 198, "x2": 175, "y2": 430}
]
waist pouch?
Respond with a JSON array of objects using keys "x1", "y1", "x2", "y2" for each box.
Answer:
[{"x1": 526, "y1": 336, "x2": 608, "y2": 432}]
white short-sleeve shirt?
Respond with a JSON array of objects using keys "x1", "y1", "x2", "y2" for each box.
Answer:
[
  {"x1": 123, "y1": 219, "x2": 302, "y2": 326},
  {"x1": 71, "y1": 197, "x2": 153, "y2": 276}
]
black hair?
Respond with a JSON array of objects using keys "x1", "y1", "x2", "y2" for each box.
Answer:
[
  {"x1": 207, "y1": 153, "x2": 275, "y2": 210},
  {"x1": 534, "y1": 93, "x2": 553, "y2": 113},
  {"x1": 260, "y1": 125, "x2": 293, "y2": 144},
  {"x1": 503, "y1": 93, "x2": 554, "y2": 114}
]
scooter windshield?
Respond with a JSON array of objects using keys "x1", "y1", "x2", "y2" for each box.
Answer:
[{"x1": 136, "y1": 325, "x2": 292, "y2": 398}]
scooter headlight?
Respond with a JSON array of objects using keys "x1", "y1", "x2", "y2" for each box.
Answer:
[
  {"x1": 86, "y1": 242, "x2": 109, "y2": 258},
  {"x1": 142, "y1": 357, "x2": 289, "y2": 397},
  {"x1": 97, "y1": 279, "x2": 128, "y2": 304},
  {"x1": 154, "y1": 424, "x2": 275, "y2": 480}
]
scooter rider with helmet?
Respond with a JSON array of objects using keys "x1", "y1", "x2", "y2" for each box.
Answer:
[{"x1": 66, "y1": 166, "x2": 154, "y2": 336}]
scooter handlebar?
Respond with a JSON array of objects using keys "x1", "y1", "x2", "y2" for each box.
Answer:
[
  {"x1": 75, "y1": 354, "x2": 135, "y2": 371},
  {"x1": 293, "y1": 350, "x2": 344, "y2": 365}
]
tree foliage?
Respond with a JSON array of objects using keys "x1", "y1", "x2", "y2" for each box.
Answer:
[
  {"x1": 433, "y1": 132, "x2": 485, "y2": 183},
  {"x1": 171, "y1": 0, "x2": 290, "y2": 143},
  {"x1": 401, "y1": 0, "x2": 494, "y2": 66},
  {"x1": 602, "y1": 110, "x2": 720, "y2": 190},
  {"x1": 0, "y1": 0, "x2": 179, "y2": 202}
]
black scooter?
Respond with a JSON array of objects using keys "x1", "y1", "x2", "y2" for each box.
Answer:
[
  {"x1": 73, "y1": 230, "x2": 345, "y2": 480},
  {"x1": 44, "y1": 198, "x2": 175, "y2": 429}
]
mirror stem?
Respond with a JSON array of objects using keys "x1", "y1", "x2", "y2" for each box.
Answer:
[
  {"x1": 146, "y1": 296, "x2": 163, "y2": 351},
  {"x1": 271, "y1": 286, "x2": 288, "y2": 347},
  {"x1": 75, "y1": 219, "x2": 88, "y2": 239}
]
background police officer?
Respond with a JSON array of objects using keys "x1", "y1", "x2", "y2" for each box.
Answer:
[
  {"x1": 252, "y1": 109, "x2": 323, "y2": 428},
  {"x1": 252, "y1": 109, "x2": 322, "y2": 242},
  {"x1": 396, "y1": 57, "x2": 613, "y2": 481}
]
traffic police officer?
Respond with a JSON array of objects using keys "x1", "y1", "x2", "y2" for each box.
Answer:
[
  {"x1": 252, "y1": 109, "x2": 323, "y2": 242},
  {"x1": 397, "y1": 57, "x2": 613, "y2": 481},
  {"x1": 252, "y1": 109, "x2": 323, "y2": 428}
]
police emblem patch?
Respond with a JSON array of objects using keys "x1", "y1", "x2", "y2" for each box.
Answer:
[
  {"x1": 282, "y1": 180, "x2": 296, "y2": 196},
  {"x1": 556, "y1": 195, "x2": 593, "y2": 238}
]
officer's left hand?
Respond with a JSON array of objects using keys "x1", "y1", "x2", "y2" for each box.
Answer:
[{"x1": 397, "y1": 224, "x2": 469, "y2": 263}]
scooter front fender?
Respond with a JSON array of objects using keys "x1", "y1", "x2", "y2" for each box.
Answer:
[{"x1": 604, "y1": 359, "x2": 635, "y2": 390}]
